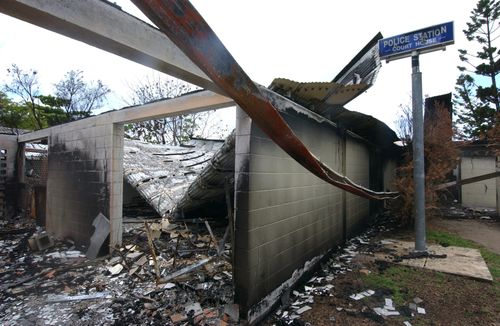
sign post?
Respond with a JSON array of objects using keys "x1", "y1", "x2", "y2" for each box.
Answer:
[
  {"x1": 411, "y1": 53, "x2": 426, "y2": 251},
  {"x1": 379, "y1": 22, "x2": 454, "y2": 252}
]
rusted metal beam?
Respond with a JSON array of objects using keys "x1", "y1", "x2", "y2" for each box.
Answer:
[
  {"x1": 131, "y1": 0, "x2": 397, "y2": 200},
  {"x1": 434, "y1": 171, "x2": 500, "y2": 190}
]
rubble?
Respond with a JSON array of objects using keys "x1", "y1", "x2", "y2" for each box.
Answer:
[
  {"x1": 1, "y1": 211, "x2": 436, "y2": 325},
  {"x1": 86, "y1": 213, "x2": 110, "y2": 259},
  {"x1": 46, "y1": 291, "x2": 112, "y2": 303},
  {"x1": 267, "y1": 224, "x2": 383, "y2": 324},
  {"x1": 264, "y1": 213, "x2": 436, "y2": 325},
  {"x1": 28, "y1": 231, "x2": 54, "y2": 251},
  {"x1": 349, "y1": 289, "x2": 375, "y2": 300},
  {"x1": 417, "y1": 307, "x2": 426, "y2": 315},
  {"x1": 439, "y1": 204, "x2": 498, "y2": 220},
  {"x1": 372, "y1": 297, "x2": 401, "y2": 317},
  {"x1": 0, "y1": 218, "x2": 236, "y2": 325}
]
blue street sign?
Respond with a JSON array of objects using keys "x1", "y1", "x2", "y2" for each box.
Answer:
[{"x1": 379, "y1": 22, "x2": 454, "y2": 60}]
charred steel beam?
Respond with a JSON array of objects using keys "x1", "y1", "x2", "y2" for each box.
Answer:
[
  {"x1": 434, "y1": 171, "x2": 500, "y2": 190},
  {"x1": 131, "y1": 0, "x2": 397, "y2": 200}
]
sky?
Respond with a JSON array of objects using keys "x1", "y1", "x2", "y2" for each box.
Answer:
[{"x1": 0, "y1": 0, "x2": 478, "y2": 134}]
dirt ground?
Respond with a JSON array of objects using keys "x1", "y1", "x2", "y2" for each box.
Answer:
[{"x1": 264, "y1": 214, "x2": 500, "y2": 326}]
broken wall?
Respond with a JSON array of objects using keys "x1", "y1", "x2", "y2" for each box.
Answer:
[
  {"x1": 0, "y1": 134, "x2": 19, "y2": 219},
  {"x1": 40, "y1": 120, "x2": 123, "y2": 248},
  {"x1": 233, "y1": 107, "x2": 385, "y2": 322}
]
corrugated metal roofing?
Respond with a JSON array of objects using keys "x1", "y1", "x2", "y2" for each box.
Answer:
[
  {"x1": 123, "y1": 136, "x2": 228, "y2": 217},
  {"x1": 269, "y1": 33, "x2": 383, "y2": 113},
  {"x1": 268, "y1": 78, "x2": 369, "y2": 110}
]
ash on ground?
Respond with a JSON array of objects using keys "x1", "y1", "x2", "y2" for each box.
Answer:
[{"x1": 0, "y1": 218, "x2": 236, "y2": 325}]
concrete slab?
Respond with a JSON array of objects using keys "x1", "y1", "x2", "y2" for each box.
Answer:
[
  {"x1": 86, "y1": 213, "x2": 110, "y2": 259},
  {"x1": 377, "y1": 240, "x2": 493, "y2": 282}
]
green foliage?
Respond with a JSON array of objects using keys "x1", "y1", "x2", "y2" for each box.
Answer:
[
  {"x1": 2, "y1": 65, "x2": 109, "y2": 130},
  {"x1": 0, "y1": 91, "x2": 31, "y2": 132},
  {"x1": 36, "y1": 95, "x2": 71, "y2": 127},
  {"x1": 455, "y1": 0, "x2": 500, "y2": 139}
]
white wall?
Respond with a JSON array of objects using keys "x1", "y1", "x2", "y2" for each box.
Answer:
[{"x1": 461, "y1": 156, "x2": 497, "y2": 209}]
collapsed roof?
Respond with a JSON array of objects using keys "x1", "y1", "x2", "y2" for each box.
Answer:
[
  {"x1": 123, "y1": 132, "x2": 234, "y2": 219},
  {"x1": 122, "y1": 33, "x2": 397, "y2": 219}
]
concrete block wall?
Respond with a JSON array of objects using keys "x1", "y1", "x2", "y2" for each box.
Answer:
[
  {"x1": 0, "y1": 135, "x2": 18, "y2": 180},
  {"x1": 345, "y1": 138, "x2": 370, "y2": 236},
  {"x1": 234, "y1": 108, "x2": 375, "y2": 322},
  {"x1": 461, "y1": 156, "x2": 497, "y2": 209},
  {"x1": 0, "y1": 135, "x2": 19, "y2": 219},
  {"x1": 383, "y1": 159, "x2": 397, "y2": 192},
  {"x1": 44, "y1": 120, "x2": 123, "y2": 248}
]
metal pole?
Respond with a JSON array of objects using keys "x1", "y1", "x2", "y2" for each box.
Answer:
[
  {"x1": 412, "y1": 52, "x2": 427, "y2": 252},
  {"x1": 496, "y1": 156, "x2": 500, "y2": 217}
]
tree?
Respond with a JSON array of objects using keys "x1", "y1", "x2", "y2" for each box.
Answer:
[
  {"x1": 3, "y1": 64, "x2": 44, "y2": 129},
  {"x1": 392, "y1": 101, "x2": 459, "y2": 224},
  {"x1": 36, "y1": 95, "x2": 71, "y2": 127},
  {"x1": 455, "y1": 0, "x2": 500, "y2": 139},
  {"x1": 0, "y1": 91, "x2": 28, "y2": 134},
  {"x1": 125, "y1": 75, "x2": 224, "y2": 145},
  {"x1": 394, "y1": 102, "x2": 413, "y2": 146},
  {"x1": 2, "y1": 65, "x2": 110, "y2": 130},
  {"x1": 55, "y1": 70, "x2": 110, "y2": 120}
]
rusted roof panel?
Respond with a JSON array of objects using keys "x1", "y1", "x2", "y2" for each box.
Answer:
[{"x1": 269, "y1": 78, "x2": 369, "y2": 111}]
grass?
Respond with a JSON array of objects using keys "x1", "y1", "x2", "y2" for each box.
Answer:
[
  {"x1": 426, "y1": 230, "x2": 476, "y2": 248},
  {"x1": 361, "y1": 265, "x2": 418, "y2": 305}
]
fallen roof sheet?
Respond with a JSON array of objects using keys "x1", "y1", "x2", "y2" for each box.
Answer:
[
  {"x1": 174, "y1": 131, "x2": 235, "y2": 218},
  {"x1": 123, "y1": 136, "x2": 227, "y2": 217}
]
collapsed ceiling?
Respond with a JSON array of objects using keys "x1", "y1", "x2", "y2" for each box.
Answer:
[{"x1": 122, "y1": 132, "x2": 234, "y2": 219}]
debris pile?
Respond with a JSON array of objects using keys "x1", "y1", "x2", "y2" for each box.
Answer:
[
  {"x1": 270, "y1": 231, "x2": 378, "y2": 325},
  {"x1": 264, "y1": 212, "x2": 438, "y2": 325},
  {"x1": 267, "y1": 213, "x2": 422, "y2": 325},
  {"x1": 439, "y1": 204, "x2": 497, "y2": 220},
  {"x1": 0, "y1": 218, "x2": 237, "y2": 325}
]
